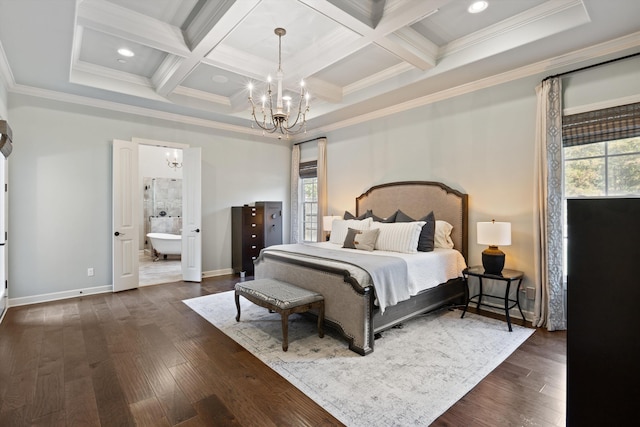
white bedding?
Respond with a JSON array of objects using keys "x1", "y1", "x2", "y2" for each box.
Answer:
[{"x1": 260, "y1": 241, "x2": 467, "y2": 308}]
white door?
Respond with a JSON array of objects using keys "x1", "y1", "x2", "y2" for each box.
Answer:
[
  {"x1": 112, "y1": 139, "x2": 139, "y2": 292},
  {"x1": 181, "y1": 147, "x2": 202, "y2": 282}
]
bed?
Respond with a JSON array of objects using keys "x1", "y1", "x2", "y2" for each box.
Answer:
[{"x1": 254, "y1": 181, "x2": 469, "y2": 355}]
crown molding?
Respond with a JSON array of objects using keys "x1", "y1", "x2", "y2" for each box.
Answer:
[
  {"x1": 8, "y1": 84, "x2": 280, "y2": 139},
  {"x1": 440, "y1": 0, "x2": 588, "y2": 59},
  {"x1": 312, "y1": 31, "x2": 640, "y2": 135},
  {"x1": 6, "y1": 31, "x2": 640, "y2": 142}
]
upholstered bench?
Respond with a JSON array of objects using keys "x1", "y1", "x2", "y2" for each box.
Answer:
[{"x1": 234, "y1": 278, "x2": 325, "y2": 351}]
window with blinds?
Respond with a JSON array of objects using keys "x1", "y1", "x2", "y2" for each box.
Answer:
[
  {"x1": 299, "y1": 161, "x2": 318, "y2": 242},
  {"x1": 563, "y1": 102, "x2": 640, "y2": 197}
]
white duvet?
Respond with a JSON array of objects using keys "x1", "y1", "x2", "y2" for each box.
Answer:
[{"x1": 261, "y1": 241, "x2": 467, "y2": 306}]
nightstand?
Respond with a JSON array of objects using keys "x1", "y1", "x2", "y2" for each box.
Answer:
[{"x1": 461, "y1": 266, "x2": 526, "y2": 331}]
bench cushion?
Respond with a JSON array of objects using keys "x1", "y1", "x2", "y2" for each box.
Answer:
[{"x1": 235, "y1": 278, "x2": 323, "y2": 310}]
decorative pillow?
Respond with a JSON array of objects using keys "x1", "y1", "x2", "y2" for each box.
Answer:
[
  {"x1": 393, "y1": 210, "x2": 436, "y2": 252},
  {"x1": 381, "y1": 210, "x2": 398, "y2": 223},
  {"x1": 343, "y1": 228, "x2": 380, "y2": 251},
  {"x1": 434, "y1": 220, "x2": 454, "y2": 249},
  {"x1": 394, "y1": 209, "x2": 414, "y2": 223},
  {"x1": 330, "y1": 218, "x2": 373, "y2": 244},
  {"x1": 343, "y1": 211, "x2": 360, "y2": 220},
  {"x1": 371, "y1": 221, "x2": 425, "y2": 253},
  {"x1": 417, "y1": 211, "x2": 436, "y2": 252},
  {"x1": 344, "y1": 210, "x2": 385, "y2": 222}
]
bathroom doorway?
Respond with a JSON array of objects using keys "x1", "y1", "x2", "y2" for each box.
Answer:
[{"x1": 138, "y1": 144, "x2": 184, "y2": 286}]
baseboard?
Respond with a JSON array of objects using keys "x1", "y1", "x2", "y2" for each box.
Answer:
[
  {"x1": 202, "y1": 268, "x2": 234, "y2": 278},
  {"x1": 6, "y1": 268, "x2": 235, "y2": 308},
  {"x1": 8, "y1": 285, "x2": 113, "y2": 308}
]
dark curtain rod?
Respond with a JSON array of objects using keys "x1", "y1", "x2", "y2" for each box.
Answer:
[
  {"x1": 294, "y1": 136, "x2": 326, "y2": 146},
  {"x1": 542, "y1": 51, "x2": 640, "y2": 82}
]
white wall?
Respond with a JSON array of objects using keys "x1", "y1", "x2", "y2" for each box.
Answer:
[
  {"x1": 322, "y1": 76, "x2": 540, "y2": 313},
  {"x1": 6, "y1": 55, "x2": 639, "y2": 308},
  {"x1": 320, "y1": 55, "x2": 640, "y2": 317},
  {"x1": 7, "y1": 94, "x2": 290, "y2": 302}
]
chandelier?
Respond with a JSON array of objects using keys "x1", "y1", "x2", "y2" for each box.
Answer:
[
  {"x1": 166, "y1": 149, "x2": 182, "y2": 170},
  {"x1": 248, "y1": 28, "x2": 310, "y2": 136}
]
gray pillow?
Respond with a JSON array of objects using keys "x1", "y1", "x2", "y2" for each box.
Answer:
[
  {"x1": 343, "y1": 227, "x2": 380, "y2": 251},
  {"x1": 344, "y1": 209, "x2": 385, "y2": 221},
  {"x1": 394, "y1": 210, "x2": 436, "y2": 252}
]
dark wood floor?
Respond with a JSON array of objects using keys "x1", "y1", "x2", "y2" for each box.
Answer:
[{"x1": 0, "y1": 275, "x2": 566, "y2": 426}]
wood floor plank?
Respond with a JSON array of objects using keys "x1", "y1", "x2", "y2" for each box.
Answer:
[
  {"x1": 64, "y1": 376, "x2": 101, "y2": 427},
  {"x1": 91, "y1": 358, "x2": 136, "y2": 426},
  {"x1": 191, "y1": 394, "x2": 240, "y2": 426},
  {"x1": 111, "y1": 352, "x2": 155, "y2": 404},
  {"x1": 129, "y1": 396, "x2": 172, "y2": 427},
  {"x1": 134, "y1": 351, "x2": 197, "y2": 425},
  {"x1": 0, "y1": 275, "x2": 568, "y2": 426}
]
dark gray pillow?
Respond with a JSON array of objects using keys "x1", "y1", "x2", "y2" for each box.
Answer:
[
  {"x1": 381, "y1": 210, "x2": 398, "y2": 223},
  {"x1": 344, "y1": 209, "x2": 381, "y2": 221},
  {"x1": 417, "y1": 211, "x2": 436, "y2": 252},
  {"x1": 394, "y1": 209, "x2": 414, "y2": 223},
  {"x1": 393, "y1": 209, "x2": 435, "y2": 252}
]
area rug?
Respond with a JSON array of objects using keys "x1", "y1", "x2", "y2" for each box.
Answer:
[{"x1": 183, "y1": 291, "x2": 534, "y2": 426}]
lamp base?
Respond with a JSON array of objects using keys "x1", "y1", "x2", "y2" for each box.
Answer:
[{"x1": 482, "y1": 246, "x2": 505, "y2": 275}]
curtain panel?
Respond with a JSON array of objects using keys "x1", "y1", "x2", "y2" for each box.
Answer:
[
  {"x1": 290, "y1": 145, "x2": 301, "y2": 243},
  {"x1": 533, "y1": 77, "x2": 567, "y2": 331},
  {"x1": 316, "y1": 138, "x2": 328, "y2": 242}
]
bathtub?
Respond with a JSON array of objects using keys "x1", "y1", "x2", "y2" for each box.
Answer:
[{"x1": 147, "y1": 233, "x2": 181, "y2": 258}]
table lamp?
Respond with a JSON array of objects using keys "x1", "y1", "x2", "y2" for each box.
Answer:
[{"x1": 477, "y1": 220, "x2": 511, "y2": 275}]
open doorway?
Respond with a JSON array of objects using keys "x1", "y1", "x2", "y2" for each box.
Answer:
[{"x1": 138, "y1": 144, "x2": 183, "y2": 286}]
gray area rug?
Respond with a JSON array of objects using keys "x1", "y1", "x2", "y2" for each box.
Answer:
[{"x1": 183, "y1": 291, "x2": 534, "y2": 426}]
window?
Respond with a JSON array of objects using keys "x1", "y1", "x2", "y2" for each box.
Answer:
[
  {"x1": 301, "y1": 177, "x2": 318, "y2": 242},
  {"x1": 562, "y1": 102, "x2": 640, "y2": 277},
  {"x1": 299, "y1": 161, "x2": 318, "y2": 242},
  {"x1": 565, "y1": 137, "x2": 640, "y2": 197}
]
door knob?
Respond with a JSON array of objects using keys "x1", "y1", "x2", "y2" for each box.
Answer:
[
  {"x1": 192, "y1": 228, "x2": 200, "y2": 233},
  {"x1": 114, "y1": 231, "x2": 123, "y2": 236}
]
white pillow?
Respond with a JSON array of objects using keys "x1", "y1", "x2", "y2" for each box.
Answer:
[
  {"x1": 371, "y1": 221, "x2": 425, "y2": 253},
  {"x1": 434, "y1": 220, "x2": 454, "y2": 249},
  {"x1": 329, "y1": 218, "x2": 373, "y2": 244}
]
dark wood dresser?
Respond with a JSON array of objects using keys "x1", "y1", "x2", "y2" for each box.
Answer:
[{"x1": 231, "y1": 201, "x2": 282, "y2": 275}]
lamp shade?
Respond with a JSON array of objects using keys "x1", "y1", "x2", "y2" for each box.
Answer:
[
  {"x1": 323, "y1": 215, "x2": 341, "y2": 232},
  {"x1": 477, "y1": 221, "x2": 511, "y2": 246}
]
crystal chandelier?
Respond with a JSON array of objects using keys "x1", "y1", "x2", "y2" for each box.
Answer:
[{"x1": 248, "y1": 28, "x2": 310, "y2": 136}]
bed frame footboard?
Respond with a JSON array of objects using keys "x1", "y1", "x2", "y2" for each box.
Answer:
[{"x1": 255, "y1": 253, "x2": 375, "y2": 355}]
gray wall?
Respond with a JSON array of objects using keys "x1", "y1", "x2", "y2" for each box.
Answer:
[
  {"x1": 7, "y1": 94, "x2": 290, "y2": 301},
  {"x1": 6, "y1": 54, "x2": 640, "y2": 310}
]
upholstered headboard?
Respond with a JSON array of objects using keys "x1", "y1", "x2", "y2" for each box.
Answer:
[{"x1": 356, "y1": 181, "x2": 468, "y2": 260}]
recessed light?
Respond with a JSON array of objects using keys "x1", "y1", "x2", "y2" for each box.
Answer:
[
  {"x1": 117, "y1": 48, "x2": 135, "y2": 57},
  {"x1": 211, "y1": 75, "x2": 229, "y2": 84},
  {"x1": 468, "y1": 1, "x2": 488, "y2": 14}
]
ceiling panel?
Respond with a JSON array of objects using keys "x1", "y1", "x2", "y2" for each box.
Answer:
[
  {"x1": 0, "y1": 0, "x2": 639, "y2": 139},
  {"x1": 79, "y1": 28, "x2": 168, "y2": 78}
]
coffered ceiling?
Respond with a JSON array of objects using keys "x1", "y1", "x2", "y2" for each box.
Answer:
[{"x1": 1, "y1": 0, "x2": 640, "y2": 140}]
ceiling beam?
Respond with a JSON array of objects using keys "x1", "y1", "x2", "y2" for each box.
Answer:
[
  {"x1": 299, "y1": 0, "x2": 445, "y2": 71},
  {"x1": 76, "y1": 0, "x2": 189, "y2": 57},
  {"x1": 152, "y1": 0, "x2": 261, "y2": 97}
]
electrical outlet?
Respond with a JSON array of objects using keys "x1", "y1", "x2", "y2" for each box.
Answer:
[
  {"x1": 526, "y1": 286, "x2": 535, "y2": 300},
  {"x1": 87, "y1": 268, "x2": 94, "y2": 277}
]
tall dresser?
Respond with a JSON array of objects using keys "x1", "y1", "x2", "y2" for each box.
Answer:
[
  {"x1": 231, "y1": 201, "x2": 282, "y2": 275},
  {"x1": 567, "y1": 198, "x2": 640, "y2": 425}
]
